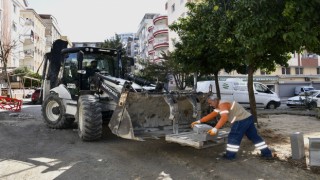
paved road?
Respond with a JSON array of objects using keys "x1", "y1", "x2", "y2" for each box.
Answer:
[{"x1": 1, "y1": 99, "x2": 319, "y2": 179}]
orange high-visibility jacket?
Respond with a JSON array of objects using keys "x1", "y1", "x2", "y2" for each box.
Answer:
[{"x1": 200, "y1": 101, "x2": 251, "y2": 129}]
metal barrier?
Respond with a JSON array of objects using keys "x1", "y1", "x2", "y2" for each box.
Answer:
[{"x1": 0, "y1": 96, "x2": 22, "y2": 112}]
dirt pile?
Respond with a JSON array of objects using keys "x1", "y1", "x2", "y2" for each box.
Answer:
[{"x1": 257, "y1": 114, "x2": 320, "y2": 172}]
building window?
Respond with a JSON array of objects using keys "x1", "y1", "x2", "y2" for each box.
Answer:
[
  {"x1": 172, "y1": 4, "x2": 175, "y2": 13},
  {"x1": 12, "y1": 23, "x2": 17, "y2": 31},
  {"x1": 281, "y1": 67, "x2": 290, "y2": 75},
  {"x1": 13, "y1": 4, "x2": 16, "y2": 13},
  {"x1": 295, "y1": 67, "x2": 303, "y2": 75},
  {"x1": 317, "y1": 67, "x2": 320, "y2": 74}
]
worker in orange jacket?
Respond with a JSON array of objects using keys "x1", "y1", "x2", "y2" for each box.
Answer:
[{"x1": 191, "y1": 96, "x2": 273, "y2": 160}]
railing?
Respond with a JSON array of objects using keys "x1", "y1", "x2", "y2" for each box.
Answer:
[
  {"x1": 0, "y1": 96, "x2": 22, "y2": 112},
  {"x1": 153, "y1": 28, "x2": 168, "y2": 37},
  {"x1": 24, "y1": 50, "x2": 34, "y2": 57},
  {"x1": 154, "y1": 38, "x2": 168, "y2": 45}
]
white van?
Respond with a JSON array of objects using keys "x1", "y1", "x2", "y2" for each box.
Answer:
[
  {"x1": 197, "y1": 79, "x2": 281, "y2": 109},
  {"x1": 294, "y1": 86, "x2": 315, "y2": 96}
]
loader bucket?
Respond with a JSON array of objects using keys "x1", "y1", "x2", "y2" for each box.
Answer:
[{"x1": 109, "y1": 91, "x2": 210, "y2": 140}]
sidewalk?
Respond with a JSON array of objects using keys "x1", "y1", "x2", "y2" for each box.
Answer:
[{"x1": 22, "y1": 98, "x2": 32, "y2": 104}]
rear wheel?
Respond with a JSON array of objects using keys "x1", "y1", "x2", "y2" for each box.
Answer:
[
  {"x1": 42, "y1": 93, "x2": 74, "y2": 128},
  {"x1": 77, "y1": 95, "x2": 102, "y2": 141}
]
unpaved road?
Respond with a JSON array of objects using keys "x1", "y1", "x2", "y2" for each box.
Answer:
[{"x1": 0, "y1": 105, "x2": 319, "y2": 180}]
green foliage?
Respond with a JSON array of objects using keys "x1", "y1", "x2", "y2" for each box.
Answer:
[
  {"x1": 12, "y1": 67, "x2": 41, "y2": 87},
  {"x1": 102, "y1": 34, "x2": 133, "y2": 76},
  {"x1": 283, "y1": 0, "x2": 320, "y2": 53},
  {"x1": 13, "y1": 66, "x2": 32, "y2": 76},
  {"x1": 169, "y1": 0, "x2": 243, "y2": 94},
  {"x1": 137, "y1": 59, "x2": 168, "y2": 83}
]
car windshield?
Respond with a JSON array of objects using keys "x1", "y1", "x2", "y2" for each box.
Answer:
[
  {"x1": 64, "y1": 52, "x2": 118, "y2": 77},
  {"x1": 305, "y1": 87, "x2": 315, "y2": 91}
]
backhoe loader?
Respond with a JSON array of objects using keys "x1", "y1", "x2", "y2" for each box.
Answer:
[{"x1": 40, "y1": 39, "x2": 228, "y2": 148}]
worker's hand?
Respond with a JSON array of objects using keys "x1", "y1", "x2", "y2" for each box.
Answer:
[
  {"x1": 191, "y1": 120, "x2": 201, "y2": 128},
  {"x1": 207, "y1": 127, "x2": 218, "y2": 136}
]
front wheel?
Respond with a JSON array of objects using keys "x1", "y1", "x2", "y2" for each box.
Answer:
[
  {"x1": 42, "y1": 93, "x2": 74, "y2": 128},
  {"x1": 308, "y1": 101, "x2": 317, "y2": 110},
  {"x1": 266, "y1": 102, "x2": 277, "y2": 109},
  {"x1": 77, "y1": 95, "x2": 102, "y2": 141}
]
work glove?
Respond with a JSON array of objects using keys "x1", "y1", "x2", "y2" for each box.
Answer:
[
  {"x1": 207, "y1": 127, "x2": 218, "y2": 136},
  {"x1": 191, "y1": 120, "x2": 201, "y2": 128}
]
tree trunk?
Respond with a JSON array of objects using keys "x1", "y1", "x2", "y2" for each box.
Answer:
[
  {"x1": 214, "y1": 72, "x2": 221, "y2": 99},
  {"x1": 247, "y1": 65, "x2": 258, "y2": 125},
  {"x1": 173, "y1": 73, "x2": 187, "y2": 90},
  {"x1": 3, "y1": 61, "x2": 12, "y2": 98},
  {"x1": 193, "y1": 72, "x2": 197, "y2": 92}
]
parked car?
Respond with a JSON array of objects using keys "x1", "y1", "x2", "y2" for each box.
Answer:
[
  {"x1": 287, "y1": 90, "x2": 320, "y2": 107},
  {"x1": 294, "y1": 86, "x2": 315, "y2": 96},
  {"x1": 31, "y1": 89, "x2": 41, "y2": 104},
  {"x1": 306, "y1": 92, "x2": 320, "y2": 109}
]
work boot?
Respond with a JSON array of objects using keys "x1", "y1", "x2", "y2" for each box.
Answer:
[
  {"x1": 222, "y1": 152, "x2": 236, "y2": 160},
  {"x1": 260, "y1": 154, "x2": 274, "y2": 160}
]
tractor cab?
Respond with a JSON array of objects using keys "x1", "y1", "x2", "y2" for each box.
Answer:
[{"x1": 59, "y1": 47, "x2": 120, "y2": 100}]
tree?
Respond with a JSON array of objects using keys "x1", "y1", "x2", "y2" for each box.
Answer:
[
  {"x1": 283, "y1": 0, "x2": 320, "y2": 54},
  {"x1": 136, "y1": 58, "x2": 168, "y2": 83},
  {"x1": 169, "y1": 1, "x2": 240, "y2": 98},
  {"x1": 0, "y1": 40, "x2": 18, "y2": 98},
  {"x1": 161, "y1": 51, "x2": 193, "y2": 90},
  {"x1": 102, "y1": 34, "x2": 131, "y2": 78},
  {"x1": 12, "y1": 66, "x2": 40, "y2": 88},
  {"x1": 170, "y1": 0, "x2": 300, "y2": 124}
]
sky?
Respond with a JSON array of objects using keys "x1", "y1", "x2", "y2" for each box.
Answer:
[{"x1": 27, "y1": 0, "x2": 167, "y2": 42}]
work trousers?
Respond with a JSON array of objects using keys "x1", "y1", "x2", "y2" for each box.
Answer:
[{"x1": 225, "y1": 115, "x2": 272, "y2": 159}]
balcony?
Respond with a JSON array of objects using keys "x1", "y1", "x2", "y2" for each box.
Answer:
[
  {"x1": 148, "y1": 37, "x2": 154, "y2": 43},
  {"x1": 24, "y1": 49, "x2": 34, "y2": 58},
  {"x1": 25, "y1": 18, "x2": 34, "y2": 26},
  {"x1": 153, "y1": 28, "x2": 168, "y2": 38},
  {"x1": 153, "y1": 15, "x2": 168, "y2": 25},
  {"x1": 22, "y1": 30, "x2": 35, "y2": 44},
  {"x1": 148, "y1": 26, "x2": 154, "y2": 32},
  {"x1": 154, "y1": 38, "x2": 168, "y2": 46},
  {"x1": 147, "y1": 32, "x2": 154, "y2": 40},
  {"x1": 147, "y1": 45, "x2": 154, "y2": 51},
  {"x1": 153, "y1": 57, "x2": 164, "y2": 63},
  {"x1": 148, "y1": 50, "x2": 155, "y2": 55},
  {"x1": 153, "y1": 42, "x2": 169, "y2": 50}
]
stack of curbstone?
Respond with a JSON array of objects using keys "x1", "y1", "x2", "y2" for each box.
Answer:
[{"x1": 192, "y1": 124, "x2": 218, "y2": 141}]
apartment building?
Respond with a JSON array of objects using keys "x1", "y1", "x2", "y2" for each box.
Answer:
[
  {"x1": 0, "y1": 0, "x2": 28, "y2": 69},
  {"x1": 218, "y1": 52, "x2": 320, "y2": 97},
  {"x1": 20, "y1": 8, "x2": 46, "y2": 74},
  {"x1": 166, "y1": 0, "x2": 201, "y2": 51},
  {"x1": 135, "y1": 13, "x2": 159, "y2": 70},
  {"x1": 117, "y1": 33, "x2": 135, "y2": 57},
  {"x1": 0, "y1": 0, "x2": 28, "y2": 89},
  {"x1": 38, "y1": 14, "x2": 62, "y2": 53},
  {"x1": 147, "y1": 14, "x2": 169, "y2": 63}
]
